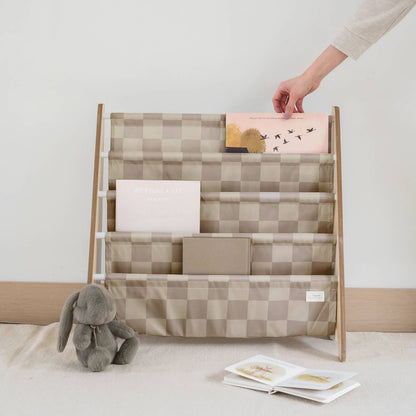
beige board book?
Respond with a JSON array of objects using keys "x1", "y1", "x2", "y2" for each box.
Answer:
[
  {"x1": 226, "y1": 113, "x2": 329, "y2": 153},
  {"x1": 223, "y1": 355, "x2": 359, "y2": 404},
  {"x1": 116, "y1": 180, "x2": 200, "y2": 233}
]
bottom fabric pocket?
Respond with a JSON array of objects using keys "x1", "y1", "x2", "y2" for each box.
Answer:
[{"x1": 106, "y1": 273, "x2": 337, "y2": 338}]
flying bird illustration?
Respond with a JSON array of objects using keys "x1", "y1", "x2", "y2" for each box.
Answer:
[
  {"x1": 283, "y1": 139, "x2": 289, "y2": 144},
  {"x1": 260, "y1": 134, "x2": 268, "y2": 140},
  {"x1": 288, "y1": 129, "x2": 294, "y2": 134},
  {"x1": 296, "y1": 135, "x2": 302, "y2": 140},
  {"x1": 274, "y1": 134, "x2": 281, "y2": 139},
  {"x1": 306, "y1": 128, "x2": 316, "y2": 133},
  {"x1": 273, "y1": 146, "x2": 279, "y2": 152}
]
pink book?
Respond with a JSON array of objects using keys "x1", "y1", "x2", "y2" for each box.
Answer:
[
  {"x1": 226, "y1": 113, "x2": 329, "y2": 153},
  {"x1": 116, "y1": 180, "x2": 200, "y2": 233}
]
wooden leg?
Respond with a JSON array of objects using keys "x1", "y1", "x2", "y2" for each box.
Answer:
[
  {"x1": 336, "y1": 270, "x2": 347, "y2": 361},
  {"x1": 332, "y1": 106, "x2": 346, "y2": 362}
]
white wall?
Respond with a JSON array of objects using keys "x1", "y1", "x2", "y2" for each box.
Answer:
[{"x1": 1, "y1": 0, "x2": 415, "y2": 287}]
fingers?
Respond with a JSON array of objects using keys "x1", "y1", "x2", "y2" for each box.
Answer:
[
  {"x1": 280, "y1": 94, "x2": 289, "y2": 113},
  {"x1": 274, "y1": 93, "x2": 304, "y2": 117},
  {"x1": 295, "y1": 98, "x2": 304, "y2": 113},
  {"x1": 272, "y1": 89, "x2": 285, "y2": 113},
  {"x1": 284, "y1": 95, "x2": 297, "y2": 119},
  {"x1": 273, "y1": 87, "x2": 302, "y2": 118},
  {"x1": 273, "y1": 82, "x2": 291, "y2": 113},
  {"x1": 273, "y1": 73, "x2": 315, "y2": 116}
]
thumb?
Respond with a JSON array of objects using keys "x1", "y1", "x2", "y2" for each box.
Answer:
[{"x1": 284, "y1": 95, "x2": 298, "y2": 119}]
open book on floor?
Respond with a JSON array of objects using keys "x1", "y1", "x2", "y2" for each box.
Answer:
[{"x1": 223, "y1": 355, "x2": 359, "y2": 404}]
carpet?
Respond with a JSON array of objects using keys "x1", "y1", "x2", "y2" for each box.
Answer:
[{"x1": 0, "y1": 323, "x2": 415, "y2": 415}]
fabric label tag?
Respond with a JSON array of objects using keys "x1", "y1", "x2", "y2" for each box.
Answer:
[{"x1": 306, "y1": 291, "x2": 325, "y2": 302}]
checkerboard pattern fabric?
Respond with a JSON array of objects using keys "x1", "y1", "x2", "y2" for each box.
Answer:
[
  {"x1": 105, "y1": 232, "x2": 336, "y2": 276},
  {"x1": 106, "y1": 191, "x2": 334, "y2": 233},
  {"x1": 106, "y1": 273, "x2": 337, "y2": 337},
  {"x1": 111, "y1": 113, "x2": 225, "y2": 153},
  {"x1": 105, "y1": 112, "x2": 340, "y2": 339},
  {"x1": 108, "y1": 151, "x2": 334, "y2": 193}
]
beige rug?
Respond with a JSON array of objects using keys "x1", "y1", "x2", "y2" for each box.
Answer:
[{"x1": 0, "y1": 323, "x2": 415, "y2": 415}]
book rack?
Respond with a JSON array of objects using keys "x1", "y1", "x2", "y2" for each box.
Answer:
[{"x1": 88, "y1": 104, "x2": 346, "y2": 361}]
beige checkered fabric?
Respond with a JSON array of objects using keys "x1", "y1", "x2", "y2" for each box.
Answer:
[
  {"x1": 106, "y1": 191, "x2": 334, "y2": 233},
  {"x1": 111, "y1": 113, "x2": 225, "y2": 153},
  {"x1": 106, "y1": 273, "x2": 337, "y2": 337},
  {"x1": 106, "y1": 112, "x2": 339, "y2": 339},
  {"x1": 105, "y1": 232, "x2": 335, "y2": 276},
  {"x1": 108, "y1": 151, "x2": 334, "y2": 192}
]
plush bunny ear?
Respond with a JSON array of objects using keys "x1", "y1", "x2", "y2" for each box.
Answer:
[{"x1": 57, "y1": 291, "x2": 79, "y2": 352}]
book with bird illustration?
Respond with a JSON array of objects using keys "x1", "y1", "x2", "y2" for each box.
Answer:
[
  {"x1": 226, "y1": 113, "x2": 329, "y2": 153},
  {"x1": 223, "y1": 355, "x2": 359, "y2": 403}
]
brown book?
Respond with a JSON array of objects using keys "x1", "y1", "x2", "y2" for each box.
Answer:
[{"x1": 182, "y1": 237, "x2": 251, "y2": 275}]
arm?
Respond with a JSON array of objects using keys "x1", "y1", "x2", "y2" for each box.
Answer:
[
  {"x1": 73, "y1": 324, "x2": 92, "y2": 350},
  {"x1": 108, "y1": 318, "x2": 136, "y2": 339},
  {"x1": 273, "y1": 0, "x2": 415, "y2": 117},
  {"x1": 333, "y1": 0, "x2": 415, "y2": 60},
  {"x1": 109, "y1": 318, "x2": 139, "y2": 365},
  {"x1": 273, "y1": 46, "x2": 347, "y2": 116}
]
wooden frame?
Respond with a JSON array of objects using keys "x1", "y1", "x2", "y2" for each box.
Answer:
[
  {"x1": 87, "y1": 104, "x2": 105, "y2": 284},
  {"x1": 87, "y1": 104, "x2": 347, "y2": 361},
  {"x1": 332, "y1": 106, "x2": 346, "y2": 361}
]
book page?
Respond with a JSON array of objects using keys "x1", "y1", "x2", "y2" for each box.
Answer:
[
  {"x1": 224, "y1": 355, "x2": 304, "y2": 387},
  {"x1": 223, "y1": 373, "x2": 360, "y2": 404},
  {"x1": 275, "y1": 379, "x2": 361, "y2": 403},
  {"x1": 223, "y1": 374, "x2": 272, "y2": 393},
  {"x1": 277, "y1": 369, "x2": 358, "y2": 390}
]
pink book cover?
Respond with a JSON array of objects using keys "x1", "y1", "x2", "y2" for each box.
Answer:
[
  {"x1": 116, "y1": 180, "x2": 200, "y2": 233},
  {"x1": 226, "y1": 113, "x2": 329, "y2": 153}
]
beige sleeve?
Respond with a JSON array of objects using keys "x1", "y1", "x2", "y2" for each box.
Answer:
[{"x1": 332, "y1": 0, "x2": 415, "y2": 60}]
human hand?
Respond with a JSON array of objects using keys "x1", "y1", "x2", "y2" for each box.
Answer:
[
  {"x1": 272, "y1": 73, "x2": 320, "y2": 118},
  {"x1": 272, "y1": 46, "x2": 347, "y2": 118}
]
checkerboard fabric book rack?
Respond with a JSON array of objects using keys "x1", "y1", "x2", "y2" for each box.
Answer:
[{"x1": 88, "y1": 104, "x2": 346, "y2": 361}]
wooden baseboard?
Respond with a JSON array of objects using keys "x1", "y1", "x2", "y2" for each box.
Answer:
[
  {"x1": 345, "y1": 288, "x2": 416, "y2": 332},
  {"x1": 0, "y1": 282, "x2": 85, "y2": 325},
  {"x1": 0, "y1": 283, "x2": 415, "y2": 331}
]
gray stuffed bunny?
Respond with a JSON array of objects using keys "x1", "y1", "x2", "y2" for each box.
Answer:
[{"x1": 57, "y1": 284, "x2": 138, "y2": 372}]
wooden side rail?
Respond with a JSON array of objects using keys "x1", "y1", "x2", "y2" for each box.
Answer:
[
  {"x1": 333, "y1": 106, "x2": 346, "y2": 362},
  {"x1": 87, "y1": 104, "x2": 105, "y2": 284}
]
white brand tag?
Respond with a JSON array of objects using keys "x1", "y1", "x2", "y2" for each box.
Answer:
[{"x1": 306, "y1": 291, "x2": 325, "y2": 302}]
